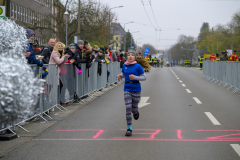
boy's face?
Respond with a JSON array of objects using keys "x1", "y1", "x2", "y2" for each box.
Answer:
[
  {"x1": 70, "y1": 48, "x2": 75, "y2": 53},
  {"x1": 98, "y1": 52, "x2": 102, "y2": 56},
  {"x1": 29, "y1": 34, "x2": 34, "y2": 42}
]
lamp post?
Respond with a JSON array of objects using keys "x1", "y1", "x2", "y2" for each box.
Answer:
[
  {"x1": 137, "y1": 42, "x2": 141, "y2": 52},
  {"x1": 135, "y1": 38, "x2": 142, "y2": 48},
  {"x1": 109, "y1": 6, "x2": 123, "y2": 45},
  {"x1": 131, "y1": 31, "x2": 139, "y2": 47},
  {"x1": 64, "y1": 11, "x2": 69, "y2": 46},
  {"x1": 124, "y1": 21, "x2": 134, "y2": 52}
]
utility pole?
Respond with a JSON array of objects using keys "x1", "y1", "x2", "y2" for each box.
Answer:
[
  {"x1": 109, "y1": 12, "x2": 111, "y2": 45},
  {"x1": 77, "y1": 0, "x2": 81, "y2": 39},
  {"x1": 108, "y1": 6, "x2": 123, "y2": 46}
]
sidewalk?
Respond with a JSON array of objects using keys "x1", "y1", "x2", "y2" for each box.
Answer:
[{"x1": 0, "y1": 82, "x2": 123, "y2": 158}]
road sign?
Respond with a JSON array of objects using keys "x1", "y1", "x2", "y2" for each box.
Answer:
[
  {"x1": 74, "y1": 36, "x2": 77, "y2": 43},
  {"x1": 0, "y1": 6, "x2": 5, "y2": 20}
]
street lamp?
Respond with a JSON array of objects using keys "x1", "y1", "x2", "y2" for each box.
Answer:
[
  {"x1": 124, "y1": 21, "x2": 134, "y2": 51},
  {"x1": 131, "y1": 31, "x2": 139, "y2": 46},
  {"x1": 64, "y1": 11, "x2": 69, "y2": 46},
  {"x1": 137, "y1": 42, "x2": 141, "y2": 52},
  {"x1": 109, "y1": 6, "x2": 124, "y2": 45},
  {"x1": 135, "y1": 38, "x2": 142, "y2": 51},
  {"x1": 136, "y1": 38, "x2": 142, "y2": 46}
]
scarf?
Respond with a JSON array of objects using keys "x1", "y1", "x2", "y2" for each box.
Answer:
[
  {"x1": 59, "y1": 50, "x2": 63, "y2": 58},
  {"x1": 124, "y1": 61, "x2": 137, "y2": 65}
]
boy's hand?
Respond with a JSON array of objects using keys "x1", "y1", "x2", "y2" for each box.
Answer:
[
  {"x1": 129, "y1": 74, "x2": 135, "y2": 80},
  {"x1": 117, "y1": 74, "x2": 121, "y2": 81}
]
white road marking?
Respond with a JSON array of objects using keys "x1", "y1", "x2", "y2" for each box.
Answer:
[
  {"x1": 186, "y1": 89, "x2": 192, "y2": 93},
  {"x1": 179, "y1": 80, "x2": 182, "y2": 83},
  {"x1": 231, "y1": 144, "x2": 240, "y2": 156},
  {"x1": 193, "y1": 97, "x2": 202, "y2": 104},
  {"x1": 139, "y1": 97, "x2": 151, "y2": 108},
  {"x1": 205, "y1": 112, "x2": 221, "y2": 125},
  {"x1": 177, "y1": 78, "x2": 179, "y2": 79},
  {"x1": 182, "y1": 84, "x2": 186, "y2": 87}
]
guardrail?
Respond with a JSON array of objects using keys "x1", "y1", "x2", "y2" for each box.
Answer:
[
  {"x1": 203, "y1": 61, "x2": 240, "y2": 93},
  {"x1": 0, "y1": 62, "x2": 121, "y2": 136}
]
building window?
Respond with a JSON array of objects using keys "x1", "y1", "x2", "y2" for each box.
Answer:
[
  {"x1": 23, "y1": 8, "x2": 25, "y2": 22},
  {"x1": 116, "y1": 37, "x2": 118, "y2": 40},
  {"x1": 11, "y1": 3, "x2": 14, "y2": 19},
  {"x1": 116, "y1": 43, "x2": 118, "y2": 48}
]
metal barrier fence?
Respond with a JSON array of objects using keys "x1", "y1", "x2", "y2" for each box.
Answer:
[
  {"x1": 0, "y1": 62, "x2": 121, "y2": 135},
  {"x1": 203, "y1": 61, "x2": 240, "y2": 93}
]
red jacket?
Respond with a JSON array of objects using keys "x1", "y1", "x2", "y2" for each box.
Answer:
[
  {"x1": 229, "y1": 53, "x2": 239, "y2": 61},
  {"x1": 210, "y1": 54, "x2": 216, "y2": 61},
  {"x1": 117, "y1": 56, "x2": 123, "y2": 61}
]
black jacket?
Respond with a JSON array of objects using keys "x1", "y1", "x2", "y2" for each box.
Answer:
[
  {"x1": 95, "y1": 54, "x2": 104, "y2": 63},
  {"x1": 65, "y1": 47, "x2": 75, "y2": 60},
  {"x1": 41, "y1": 44, "x2": 53, "y2": 64},
  {"x1": 73, "y1": 44, "x2": 87, "y2": 65}
]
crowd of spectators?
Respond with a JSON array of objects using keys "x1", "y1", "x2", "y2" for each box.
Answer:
[{"x1": 24, "y1": 28, "x2": 127, "y2": 106}]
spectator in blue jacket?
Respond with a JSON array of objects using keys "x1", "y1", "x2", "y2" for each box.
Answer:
[{"x1": 25, "y1": 29, "x2": 43, "y2": 67}]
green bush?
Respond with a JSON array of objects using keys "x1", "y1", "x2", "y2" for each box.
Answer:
[{"x1": 89, "y1": 41, "x2": 106, "y2": 48}]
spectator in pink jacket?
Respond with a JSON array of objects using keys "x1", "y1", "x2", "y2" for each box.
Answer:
[{"x1": 49, "y1": 42, "x2": 72, "y2": 106}]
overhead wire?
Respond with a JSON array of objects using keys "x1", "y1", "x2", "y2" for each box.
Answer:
[
  {"x1": 147, "y1": 0, "x2": 161, "y2": 50},
  {"x1": 139, "y1": 0, "x2": 156, "y2": 30}
]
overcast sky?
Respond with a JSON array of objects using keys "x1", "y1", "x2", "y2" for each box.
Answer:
[
  {"x1": 64, "y1": 0, "x2": 240, "y2": 50},
  {"x1": 100, "y1": 0, "x2": 240, "y2": 50}
]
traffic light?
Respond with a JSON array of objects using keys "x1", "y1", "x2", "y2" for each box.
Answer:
[{"x1": 181, "y1": 47, "x2": 183, "y2": 49}]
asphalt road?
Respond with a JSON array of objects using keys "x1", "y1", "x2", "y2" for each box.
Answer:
[{"x1": 2, "y1": 66, "x2": 240, "y2": 160}]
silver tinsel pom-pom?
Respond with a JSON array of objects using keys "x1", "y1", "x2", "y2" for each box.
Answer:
[
  {"x1": 0, "y1": 18, "x2": 28, "y2": 61},
  {"x1": 0, "y1": 18, "x2": 43, "y2": 123},
  {"x1": 0, "y1": 58, "x2": 44, "y2": 122}
]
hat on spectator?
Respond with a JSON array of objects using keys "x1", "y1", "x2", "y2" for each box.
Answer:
[
  {"x1": 70, "y1": 43, "x2": 75, "y2": 49},
  {"x1": 100, "y1": 47, "x2": 105, "y2": 52},
  {"x1": 34, "y1": 39, "x2": 39, "y2": 45},
  {"x1": 26, "y1": 29, "x2": 35, "y2": 39},
  {"x1": 77, "y1": 40, "x2": 84, "y2": 45}
]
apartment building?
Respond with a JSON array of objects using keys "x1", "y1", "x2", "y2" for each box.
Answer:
[{"x1": 4, "y1": 0, "x2": 53, "y2": 46}]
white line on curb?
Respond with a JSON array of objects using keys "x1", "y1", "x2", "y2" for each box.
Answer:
[
  {"x1": 205, "y1": 112, "x2": 221, "y2": 125},
  {"x1": 179, "y1": 80, "x2": 182, "y2": 83},
  {"x1": 231, "y1": 144, "x2": 240, "y2": 157},
  {"x1": 193, "y1": 97, "x2": 202, "y2": 104},
  {"x1": 182, "y1": 84, "x2": 186, "y2": 87},
  {"x1": 186, "y1": 89, "x2": 192, "y2": 93}
]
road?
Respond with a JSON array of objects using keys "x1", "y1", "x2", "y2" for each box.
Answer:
[{"x1": 2, "y1": 66, "x2": 240, "y2": 160}]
